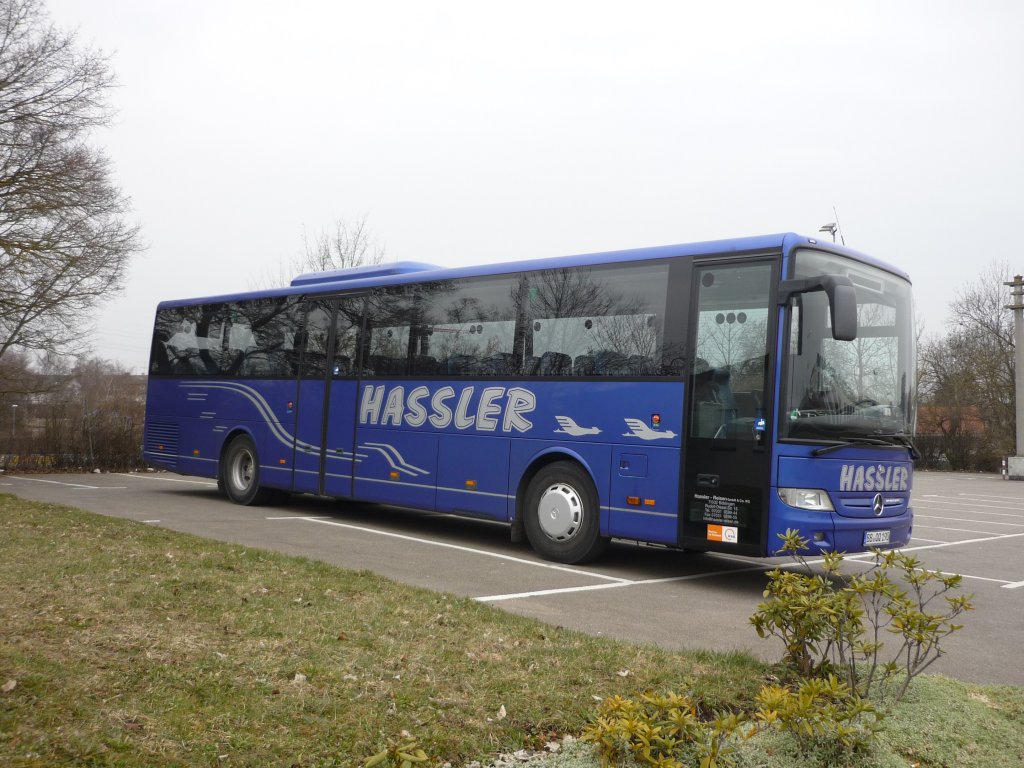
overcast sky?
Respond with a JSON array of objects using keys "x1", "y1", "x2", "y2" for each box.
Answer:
[{"x1": 47, "y1": 0, "x2": 1024, "y2": 372}]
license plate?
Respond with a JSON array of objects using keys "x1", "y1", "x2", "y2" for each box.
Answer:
[{"x1": 864, "y1": 530, "x2": 891, "y2": 547}]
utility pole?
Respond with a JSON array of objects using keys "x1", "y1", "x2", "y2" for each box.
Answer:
[{"x1": 1006, "y1": 274, "x2": 1024, "y2": 480}]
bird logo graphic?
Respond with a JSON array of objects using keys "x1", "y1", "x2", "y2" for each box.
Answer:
[
  {"x1": 553, "y1": 415, "x2": 602, "y2": 436},
  {"x1": 622, "y1": 418, "x2": 677, "y2": 440}
]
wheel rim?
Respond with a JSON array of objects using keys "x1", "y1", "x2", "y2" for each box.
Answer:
[
  {"x1": 230, "y1": 447, "x2": 255, "y2": 492},
  {"x1": 537, "y1": 482, "x2": 583, "y2": 541}
]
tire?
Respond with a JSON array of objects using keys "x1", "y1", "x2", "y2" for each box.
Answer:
[
  {"x1": 221, "y1": 434, "x2": 273, "y2": 506},
  {"x1": 523, "y1": 461, "x2": 609, "y2": 564}
]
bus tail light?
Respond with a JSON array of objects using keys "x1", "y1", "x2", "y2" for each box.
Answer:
[{"x1": 778, "y1": 488, "x2": 834, "y2": 512}]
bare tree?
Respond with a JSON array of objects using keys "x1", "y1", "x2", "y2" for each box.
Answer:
[
  {"x1": 255, "y1": 214, "x2": 387, "y2": 289},
  {"x1": 0, "y1": 355, "x2": 145, "y2": 470},
  {"x1": 949, "y1": 262, "x2": 1016, "y2": 453},
  {"x1": 0, "y1": 346, "x2": 35, "y2": 398},
  {"x1": 0, "y1": 0, "x2": 141, "y2": 364},
  {"x1": 917, "y1": 262, "x2": 1017, "y2": 469},
  {"x1": 918, "y1": 332, "x2": 986, "y2": 469},
  {"x1": 298, "y1": 215, "x2": 386, "y2": 273}
]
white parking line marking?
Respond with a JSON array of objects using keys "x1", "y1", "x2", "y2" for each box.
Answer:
[
  {"x1": 116, "y1": 473, "x2": 218, "y2": 486},
  {"x1": 915, "y1": 499, "x2": 1024, "y2": 516},
  {"x1": 916, "y1": 514, "x2": 1024, "y2": 528},
  {"x1": 269, "y1": 511, "x2": 1023, "y2": 603},
  {"x1": 957, "y1": 493, "x2": 1024, "y2": 501},
  {"x1": 895, "y1": 531, "x2": 1024, "y2": 552},
  {"x1": 280, "y1": 516, "x2": 631, "y2": 584},
  {"x1": 914, "y1": 525, "x2": 1004, "y2": 536},
  {"x1": 1003, "y1": 581, "x2": 1024, "y2": 590},
  {"x1": 478, "y1": 582, "x2": 634, "y2": 601},
  {"x1": 929, "y1": 571, "x2": 1015, "y2": 586},
  {"x1": 8, "y1": 476, "x2": 126, "y2": 490},
  {"x1": 476, "y1": 562, "x2": 779, "y2": 602},
  {"x1": 804, "y1": 542, "x2": 1020, "y2": 588},
  {"x1": 265, "y1": 515, "x2": 332, "y2": 521}
]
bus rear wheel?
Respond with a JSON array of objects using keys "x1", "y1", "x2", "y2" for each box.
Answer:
[
  {"x1": 221, "y1": 435, "x2": 274, "y2": 506},
  {"x1": 523, "y1": 461, "x2": 609, "y2": 564}
]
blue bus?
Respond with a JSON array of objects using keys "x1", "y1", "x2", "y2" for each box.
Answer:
[{"x1": 144, "y1": 233, "x2": 916, "y2": 563}]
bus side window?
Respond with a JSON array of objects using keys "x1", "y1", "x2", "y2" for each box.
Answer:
[{"x1": 301, "y1": 302, "x2": 332, "y2": 379}]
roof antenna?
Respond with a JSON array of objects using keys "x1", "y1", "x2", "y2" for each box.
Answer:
[{"x1": 833, "y1": 205, "x2": 846, "y2": 245}]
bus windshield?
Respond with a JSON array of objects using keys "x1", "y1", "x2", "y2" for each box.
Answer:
[{"x1": 781, "y1": 249, "x2": 915, "y2": 444}]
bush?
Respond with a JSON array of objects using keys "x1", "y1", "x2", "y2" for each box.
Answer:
[
  {"x1": 750, "y1": 529, "x2": 973, "y2": 705},
  {"x1": 581, "y1": 692, "x2": 746, "y2": 768},
  {"x1": 752, "y1": 674, "x2": 881, "y2": 757},
  {"x1": 580, "y1": 529, "x2": 974, "y2": 767}
]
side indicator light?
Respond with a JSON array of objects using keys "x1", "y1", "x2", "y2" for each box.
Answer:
[
  {"x1": 626, "y1": 496, "x2": 640, "y2": 506},
  {"x1": 279, "y1": 458, "x2": 287, "y2": 465},
  {"x1": 465, "y1": 480, "x2": 477, "y2": 489},
  {"x1": 644, "y1": 499, "x2": 656, "y2": 506},
  {"x1": 192, "y1": 449, "x2": 200, "y2": 456},
  {"x1": 389, "y1": 471, "x2": 400, "y2": 480}
]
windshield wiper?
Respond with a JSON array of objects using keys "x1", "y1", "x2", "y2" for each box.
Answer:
[
  {"x1": 811, "y1": 434, "x2": 921, "y2": 459},
  {"x1": 811, "y1": 437, "x2": 897, "y2": 456},
  {"x1": 886, "y1": 433, "x2": 922, "y2": 461}
]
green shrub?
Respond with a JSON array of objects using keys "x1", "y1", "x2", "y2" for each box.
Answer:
[
  {"x1": 751, "y1": 529, "x2": 973, "y2": 704},
  {"x1": 752, "y1": 674, "x2": 882, "y2": 757},
  {"x1": 580, "y1": 692, "x2": 746, "y2": 768}
]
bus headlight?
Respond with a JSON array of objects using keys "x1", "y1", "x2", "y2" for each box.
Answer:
[{"x1": 778, "y1": 488, "x2": 834, "y2": 512}]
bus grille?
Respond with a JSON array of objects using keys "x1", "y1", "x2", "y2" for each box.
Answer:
[{"x1": 145, "y1": 422, "x2": 179, "y2": 467}]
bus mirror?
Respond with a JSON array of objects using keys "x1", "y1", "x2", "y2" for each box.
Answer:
[
  {"x1": 828, "y1": 280, "x2": 857, "y2": 341},
  {"x1": 778, "y1": 275, "x2": 858, "y2": 341}
]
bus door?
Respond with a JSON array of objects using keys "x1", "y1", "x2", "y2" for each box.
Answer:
[
  {"x1": 292, "y1": 295, "x2": 364, "y2": 496},
  {"x1": 680, "y1": 259, "x2": 777, "y2": 556}
]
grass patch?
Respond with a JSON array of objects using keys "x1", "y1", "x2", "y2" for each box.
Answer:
[
  {"x1": 2, "y1": 494, "x2": 1021, "y2": 767},
  {"x1": 0, "y1": 495, "x2": 762, "y2": 766}
]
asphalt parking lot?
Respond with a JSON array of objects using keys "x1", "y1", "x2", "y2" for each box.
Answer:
[{"x1": 2, "y1": 469, "x2": 1022, "y2": 686}]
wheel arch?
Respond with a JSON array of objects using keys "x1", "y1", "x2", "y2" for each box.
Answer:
[
  {"x1": 512, "y1": 447, "x2": 605, "y2": 540},
  {"x1": 218, "y1": 427, "x2": 256, "y2": 480}
]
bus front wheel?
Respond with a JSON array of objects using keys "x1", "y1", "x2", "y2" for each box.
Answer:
[
  {"x1": 523, "y1": 461, "x2": 609, "y2": 564},
  {"x1": 221, "y1": 435, "x2": 273, "y2": 506}
]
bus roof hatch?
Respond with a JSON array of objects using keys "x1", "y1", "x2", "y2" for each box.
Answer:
[{"x1": 290, "y1": 261, "x2": 439, "y2": 288}]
